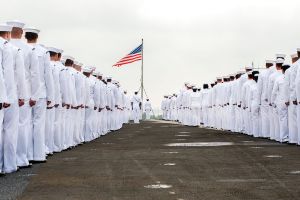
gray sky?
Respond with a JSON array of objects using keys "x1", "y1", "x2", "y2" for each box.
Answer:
[{"x1": 1, "y1": 0, "x2": 300, "y2": 108}]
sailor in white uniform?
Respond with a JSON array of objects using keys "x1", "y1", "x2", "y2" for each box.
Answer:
[
  {"x1": 24, "y1": 27, "x2": 55, "y2": 163},
  {"x1": 7, "y1": 20, "x2": 40, "y2": 168},
  {"x1": 131, "y1": 92, "x2": 142, "y2": 124},
  {"x1": 144, "y1": 99, "x2": 152, "y2": 120}
]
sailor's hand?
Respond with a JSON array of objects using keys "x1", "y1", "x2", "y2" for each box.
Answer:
[
  {"x1": 3, "y1": 103, "x2": 10, "y2": 108},
  {"x1": 29, "y1": 99, "x2": 36, "y2": 107},
  {"x1": 19, "y1": 99, "x2": 25, "y2": 107}
]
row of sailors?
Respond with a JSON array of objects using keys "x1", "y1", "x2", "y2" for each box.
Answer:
[
  {"x1": 0, "y1": 21, "x2": 133, "y2": 175},
  {"x1": 161, "y1": 51, "x2": 300, "y2": 145}
]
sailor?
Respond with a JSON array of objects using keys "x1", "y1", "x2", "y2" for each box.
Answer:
[
  {"x1": 200, "y1": 84, "x2": 210, "y2": 127},
  {"x1": 161, "y1": 96, "x2": 168, "y2": 120},
  {"x1": 190, "y1": 85, "x2": 201, "y2": 126},
  {"x1": 296, "y1": 52, "x2": 300, "y2": 145},
  {"x1": 63, "y1": 56, "x2": 77, "y2": 147},
  {"x1": 45, "y1": 47, "x2": 61, "y2": 155},
  {"x1": 131, "y1": 92, "x2": 142, "y2": 124},
  {"x1": 24, "y1": 27, "x2": 55, "y2": 163},
  {"x1": 83, "y1": 66, "x2": 97, "y2": 141},
  {"x1": 98, "y1": 74, "x2": 108, "y2": 135},
  {"x1": 241, "y1": 71, "x2": 256, "y2": 135},
  {"x1": 228, "y1": 74, "x2": 237, "y2": 132},
  {"x1": 123, "y1": 91, "x2": 131, "y2": 123},
  {"x1": 7, "y1": 20, "x2": 39, "y2": 168},
  {"x1": 271, "y1": 64, "x2": 289, "y2": 142},
  {"x1": 207, "y1": 83, "x2": 215, "y2": 128},
  {"x1": 170, "y1": 94, "x2": 177, "y2": 121},
  {"x1": 248, "y1": 72, "x2": 260, "y2": 137},
  {"x1": 0, "y1": 24, "x2": 14, "y2": 174},
  {"x1": 268, "y1": 55, "x2": 285, "y2": 141},
  {"x1": 239, "y1": 67, "x2": 253, "y2": 133},
  {"x1": 92, "y1": 71, "x2": 101, "y2": 138},
  {"x1": 257, "y1": 60, "x2": 275, "y2": 138},
  {"x1": 71, "y1": 62, "x2": 85, "y2": 143},
  {"x1": 53, "y1": 50, "x2": 68, "y2": 152},
  {"x1": 214, "y1": 77, "x2": 223, "y2": 129},
  {"x1": 285, "y1": 53, "x2": 299, "y2": 144},
  {"x1": 144, "y1": 99, "x2": 152, "y2": 120},
  {"x1": 0, "y1": 23, "x2": 28, "y2": 173}
]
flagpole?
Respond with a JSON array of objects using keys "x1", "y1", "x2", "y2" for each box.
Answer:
[{"x1": 141, "y1": 38, "x2": 144, "y2": 103}]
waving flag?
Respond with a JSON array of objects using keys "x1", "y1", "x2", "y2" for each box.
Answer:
[{"x1": 113, "y1": 44, "x2": 143, "y2": 67}]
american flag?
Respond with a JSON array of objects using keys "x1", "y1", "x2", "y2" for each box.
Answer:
[{"x1": 113, "y1": 44, "x2": 143, "y2": 67}]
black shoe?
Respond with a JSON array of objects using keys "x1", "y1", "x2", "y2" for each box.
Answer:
[
  {"x1": 19, "y1": 164, "x2": 33, "y2": 169},
  {"x1": 31, "y1": 160, "x2": 47, "y2": 164},
  {"x1": 0, "y1": 173, "x2": 6, "y2": 177}
]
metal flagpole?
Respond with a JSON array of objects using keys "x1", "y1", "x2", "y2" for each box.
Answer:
[{"x1": 141, "y1": 38, "x2": 144, "y2": 104}]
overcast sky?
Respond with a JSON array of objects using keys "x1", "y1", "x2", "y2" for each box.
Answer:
[{"x1": 1, "y1": 0, "x2": 300, "y2": 108}]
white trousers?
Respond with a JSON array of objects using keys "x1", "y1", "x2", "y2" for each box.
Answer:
[
  {"x1": 0, "y1": 109, "x2": 3, "y2": 173},
  {"x1": 251, "y1": 105, "x2": 260, "y2": 137},
  {"x1": 202, "y1": 107, "x2": 209, "y2": 127},
  {"x1": 260, "y1": 102, "x2": 269, "y2": 138},
  {"x1": 1, "y1": 102, "x2": 19, "y2": 173},
  {"x1": 288, "y1": 104, "x2": 298, "y2": 143},
  {"x1": 73, "y1": 109, "x2": 81, "y2": 145},
  {"x1": 191, "y1": 107, "x2": 200, "y2": 126},
  {"x1": 269, "y1": 106, "x2": 275, "y2": 140},
  {"x1": 30, "y1": 99, "x2": 46, "y2": 161},
  {"x1": 53, "y1": 106, "x2": 62, "y2": 152},
  {"x1": 277, "y1": 104, "x2": 288, "y2": 142},
  {"x1": 132, "y1": 108, "x2": 140, "y2": 124},
  {"x1": 45, "y1": 107, "x2": 55, "y2": 154},
  {"x1": 60, "y1": 107, "x2": 67, "y2": 150},
  {"x1": 145, "y1": 110, "x2": 151, "y2": 120},
  {"x1": 274, "y1": 107, "x2": 280, "y2": 142},
  {"x1": 297, "y1": 106, "x2": 300, "y2": 145},
  {"x1": 84, "y1": 108, "x2": 94, "y2": 142},
  {"x1": 17, "y1": 102, "x2": 30, "y2": 167}
]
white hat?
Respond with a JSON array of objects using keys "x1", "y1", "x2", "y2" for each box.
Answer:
[
  {"x1": 23, "y1": 27, "x2": 40, "y2": 34},
  {"x1": 276, "y1": 58, "x2": 284, "y2": 64},
  {"x1": 245, "y1": 66, "x2": 253, "y2": 70},
  {"x1": 216, "y1": 77, "x2": 222, "y2": 80},
  {"x1": 92, "y1": 71, "x2": 99, "y2": 76},
  {"x1": 276, "y1": 54, "x2": 286, "y2": 59},
  {"x1": 98, "y1": 73, "x2": 103, "y2": 76},
  {"x1": 266, "y1": 60, "x2": 274, "y2": 64},
  {"x1": 82, "y1": 66, "x2": 92, "y2": 73},
  {"x1": 47, "y1": 47, "x2": 60, "y2": 53},
  {"x1": 6, "y1": 20, "x2": 25, "y2": 29},
  {"x1": 0, "y1": 24, "x2": 12, "y2": 32},
  {"x1": 63, "y1": 55, "x2": 75, "y2": 61},
  {"x1": 57, "y1": 48, "x2": 64, "y2": 54},
  {"x1": 107, "y1": 76, "x2": 112, "y2": 79},
  {"x1": 297, "y1": 48, "x2": 300, "y2": 52},
  {"x1": 291, "y1": 53, "x2": 298, "y2": 59}
]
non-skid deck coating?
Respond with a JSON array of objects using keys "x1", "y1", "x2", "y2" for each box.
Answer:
[{"x1": 2, "y1": 120, "x2": 300, "y2": 200}]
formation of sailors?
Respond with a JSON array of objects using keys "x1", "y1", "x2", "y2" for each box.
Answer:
[
  {"x1": 161, "y1": 51, "x2": 300, "y2": 145},
  {"x1": 0, "y1": 20, "x2": 134, "y2": 175}
]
